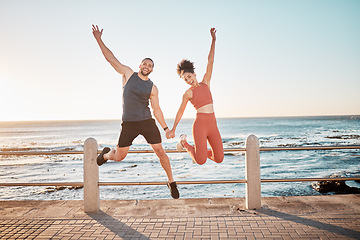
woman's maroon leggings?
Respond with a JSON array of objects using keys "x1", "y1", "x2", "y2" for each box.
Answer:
[{"x1": 183, "y1": 112, "x2": 224, "y2": 165}]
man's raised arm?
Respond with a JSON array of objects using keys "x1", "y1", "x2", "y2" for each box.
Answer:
[{"x1": 92, "y1": 25, "x2": 133, "y2": 80}]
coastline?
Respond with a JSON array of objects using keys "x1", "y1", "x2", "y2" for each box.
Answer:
[{"x1": 0, "y1": 116, "x2": 359, "y2": 201}]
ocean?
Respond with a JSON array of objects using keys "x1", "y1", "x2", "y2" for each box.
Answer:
[{"x1": 0, "y1": 115, "x2": 359, "y2": 201}]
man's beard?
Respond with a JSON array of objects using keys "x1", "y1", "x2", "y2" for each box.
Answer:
[{"x1": 140, "y1": 69, "x2": 150, "y2": 76}]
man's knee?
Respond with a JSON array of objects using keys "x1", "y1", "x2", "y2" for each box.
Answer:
[
  {"x1": 114, "y1": 154, "x2": 126, "y2": 162},
  {"x1": 151, "y1": 143, "x2": 166, "y2": 156},
  {"x1": 113, "y1": 146, "x2": 129, "y2": 161}
]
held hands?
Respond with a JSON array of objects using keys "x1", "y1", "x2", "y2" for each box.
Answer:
[
  {"x1": 92, "y1": 24, "x2": 103, "y2": 39},
  {"x1": 210, "y1": 27, "x2": 217, "y2": 41},
  {"x1": 166, "y1": 129, "x2": 175, "y2": 139}
]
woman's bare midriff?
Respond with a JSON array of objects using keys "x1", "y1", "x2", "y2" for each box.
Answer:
[{"x1": 196, "y1": 103, "x2": 214, "y2": 113}]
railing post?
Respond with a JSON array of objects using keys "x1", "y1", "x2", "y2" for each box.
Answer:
[
  {"x1": 245, "y1": 134, "x2": 261, "y2": 209},
  {"x1": 83, "y1": 137, "x2": 99, "y2": 213}
]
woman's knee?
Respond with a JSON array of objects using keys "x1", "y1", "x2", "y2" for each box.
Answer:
[
  {"x1": 195, "y1": 154, "x2": 207, "y2": 165},
  {"x1": 212, "y1": 142, "x2": 224, "y2": 163},
  {"x1": 214, "y1": 154, "x2": 224, "y2": 163}
]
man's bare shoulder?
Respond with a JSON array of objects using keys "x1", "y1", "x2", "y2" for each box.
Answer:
[{"x1": 150, "y1": 84, "x2": 159, "y2": 96}]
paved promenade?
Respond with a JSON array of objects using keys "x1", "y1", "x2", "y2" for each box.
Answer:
[{"x1": 0, "y1": 194, "x2": 359, "y2": 239}]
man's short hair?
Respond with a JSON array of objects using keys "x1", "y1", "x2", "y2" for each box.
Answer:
[{"x1": 142, "y1": 58, "x2": 154, "y2": 68}]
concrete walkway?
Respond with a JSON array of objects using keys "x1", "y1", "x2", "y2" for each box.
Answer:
[{"x1": 0, "y1": 194, "x2": 359, "y2": 239}]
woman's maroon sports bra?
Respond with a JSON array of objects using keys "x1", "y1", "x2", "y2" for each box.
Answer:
[{"x1": 189, "y1": 83, "x2": 213, "y2": 110}]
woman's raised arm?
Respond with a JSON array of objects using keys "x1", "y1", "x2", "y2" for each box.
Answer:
[{"x1": 202, "y1": 28, "x2": 217, "y2": 87}]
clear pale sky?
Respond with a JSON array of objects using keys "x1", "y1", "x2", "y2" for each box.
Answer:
[{"x1": 0, "y1": 0, "x2": 359, "y2": 121}]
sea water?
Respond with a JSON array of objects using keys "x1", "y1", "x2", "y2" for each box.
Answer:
[{"x1": 0, "y1": 116, "x2": 359, "y2": 200}]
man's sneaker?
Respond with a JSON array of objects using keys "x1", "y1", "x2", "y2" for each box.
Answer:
[
  {"x1": 176, "y1": 134, "x2": 187, "y2": 151},
  {"x1": 97, "y1": 147, "x2": 110, "y2": 166},
  {"x1": 167, "y1": 182, "x2": 180, "y2": 199}
]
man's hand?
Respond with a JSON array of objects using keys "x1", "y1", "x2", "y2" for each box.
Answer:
[
  {"x1": 210, "y1": 27, "x2": 216, "y2": 41},
  {"x1": 166, "y1": 129, "x2": 175, "y2": 139},
  {"x1": 92, "y1": 24, "x2": 103, "y2": 40}
]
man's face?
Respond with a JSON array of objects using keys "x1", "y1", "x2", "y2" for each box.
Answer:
[{"x1": 139, "y1": 59, "x2": 154, "y2": 76}]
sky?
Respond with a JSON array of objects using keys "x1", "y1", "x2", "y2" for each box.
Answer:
[{"x1": 0, "y1": 0, "x2": 359, "y2": 121}]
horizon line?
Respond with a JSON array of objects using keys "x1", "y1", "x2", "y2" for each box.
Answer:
[{"x1": 0, "y1": 114, "x2": 359, "y2": 123}]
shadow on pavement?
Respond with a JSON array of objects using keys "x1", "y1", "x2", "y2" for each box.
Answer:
[
  {"x1": 87, "y1": 211, "x2": 149, "y2": 240},
  {"x1": 257, "y1": 208, "x2": 360, "y2": 239}
]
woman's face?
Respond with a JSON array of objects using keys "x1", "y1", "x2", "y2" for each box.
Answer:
[{"x1": 181, "y1": 72, "x2": 197, "y2": 86}]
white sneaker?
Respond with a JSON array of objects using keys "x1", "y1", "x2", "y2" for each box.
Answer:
[{"x1": 176, "y1": 134, "x2": 187, "y2": 151}]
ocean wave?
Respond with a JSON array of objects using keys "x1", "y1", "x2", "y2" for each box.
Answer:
[
  {"x1": 325, "y1": 135, "x2": 360, "y2": 140},
  {"x1": 36, "y1": 186, "x2": 83, "y2": 195},
  {"x1": 0, "y1": 130, "x2": 41, "y2": 134},
  {"x1": 0, "y1": 145, "x2": 83, "y2": 153}
]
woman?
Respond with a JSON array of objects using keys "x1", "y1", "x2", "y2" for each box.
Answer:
[{"x1": 166, "y1": 28, "x2": 224, "y2": 165}]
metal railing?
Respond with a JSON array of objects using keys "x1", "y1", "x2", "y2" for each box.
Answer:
[{"x1": 1, "y1": 136, "x2": 360, "y2": 212}]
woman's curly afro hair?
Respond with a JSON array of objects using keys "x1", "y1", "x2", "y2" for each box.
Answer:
[{"x1": 176, "y1": 59, "x2": 195, "y2": 77}]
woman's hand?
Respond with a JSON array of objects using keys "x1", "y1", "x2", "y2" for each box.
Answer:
[
  {"x1": 92, "y1": 24, "x2": 103, "y2": 39},
  {"x1": 210, "y1": 27, "x2": 217, "y2": 41},
  {"x1": 166, "y1": 129, "x2": 175, "y2": 139}
]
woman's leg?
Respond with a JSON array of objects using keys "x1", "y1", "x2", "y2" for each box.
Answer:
[
  {"x1": 183, "y1": 131, "x2": 208, "y2": 165},
  {"x1": 207, "y1": 123, "x2": 224, "y2": 163},
  {"x1": 181, "y1": 116, "x2": 207, "y2": 164},
  {"x1": 182, "y1": 114, "x2": 214, "y2": 165},
  {"x1": 199, "y1": 113, "x2": 223, "y2": 163}
]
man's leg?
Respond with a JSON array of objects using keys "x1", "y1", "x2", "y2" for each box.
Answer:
[
  {"x1": 97, "y1": 145, "x2": 129, "y2": 166},
  {"x1": 101, "y1": 120, "x2": 136, "y2": 163},
  {"x1": 104, "y1": 145, "x2": 130, "y2": 162},
  {"x1": 151, "y1": 143, "x2": 179, "y2": 199},
  {"x1": 151, "y1": 143, "x2": 174, "y2": 182}
]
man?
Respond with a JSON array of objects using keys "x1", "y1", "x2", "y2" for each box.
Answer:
[{"x1": 92, "y1": 24, "x2": 179, "y2": 199}]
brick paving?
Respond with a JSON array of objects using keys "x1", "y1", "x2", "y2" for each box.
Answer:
[
  {"x1": 0, "y1": 196, "x2": 359, "y2": 239},
  {"x1": 1, "y1": 210, "x2": 359, "y2": 239}
]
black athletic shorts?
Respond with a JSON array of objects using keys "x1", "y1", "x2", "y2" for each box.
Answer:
[{"x1": 118, "y1": 118, "x2": 162, "y2": 147}]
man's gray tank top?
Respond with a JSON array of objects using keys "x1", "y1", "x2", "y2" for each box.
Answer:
[{"x1": 122, "y1": 72, "x2": 153, "y2": 122}]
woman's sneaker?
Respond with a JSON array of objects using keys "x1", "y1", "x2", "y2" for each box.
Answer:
[{"x1": 176, "y1": 134, "x2": 187, "y2": 151}]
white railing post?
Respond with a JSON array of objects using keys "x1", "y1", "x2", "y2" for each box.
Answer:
[
  {"x1": 83, "y1": 137, "x2": 99, "y2": 213},
  {"x1": 245, "y1": 134, "x2": 261, "y2": 209}
]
